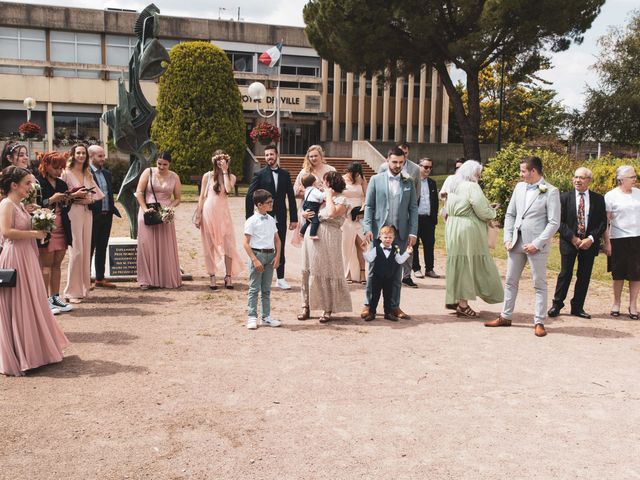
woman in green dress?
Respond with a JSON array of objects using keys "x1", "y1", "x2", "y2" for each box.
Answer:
[{"x1": 445, "y1": 160, "x2": 504, "y2": 317}]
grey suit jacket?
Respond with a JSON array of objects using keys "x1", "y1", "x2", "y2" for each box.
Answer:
[
  {"x1": 363, "y1": 171, "x2": 418, "y2": 244},
  {"x1": 378, "y1": 159, "x2": 421, "y2": 201},
  {"x1": 503, "y1": 180, "x2": 561, "y2": 254}
]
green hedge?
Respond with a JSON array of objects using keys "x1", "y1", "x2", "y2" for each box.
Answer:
[
  {"x1": 482, "y1": 143, "x2": 639, "y2": 224},
  {"x1": 151, "y1": 41, "x2": 246, "y2": 181}
]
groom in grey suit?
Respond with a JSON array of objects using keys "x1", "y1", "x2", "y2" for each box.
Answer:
[
  {"x1": 361, "y1": 147, "x2": 418, "y2": 321},
  {"x1": 485, "y1": 156, "x2": 560, "y2": 337}
]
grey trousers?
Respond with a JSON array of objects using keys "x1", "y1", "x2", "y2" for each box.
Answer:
[{"x1": 501, "y1": 239, "x2": 549, "y2": 325}]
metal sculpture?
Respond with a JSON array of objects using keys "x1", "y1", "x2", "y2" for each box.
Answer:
[{"x1": 102, "y1": 3, "x2": 170, "y2": 238}]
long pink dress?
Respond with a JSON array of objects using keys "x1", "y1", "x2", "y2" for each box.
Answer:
[
  {"x1": 136, "y1": 169, "x2": 182, "y2": 288},
  {"x1": 341, "y1": 181, "x2": 365, "y2": 280},
  {"x1": 0, "y1": 199, "x2": 70, "y2": 376},
  {"x1": 200, "y1": 172, "x2": 244, "y2": 277},
  {"x1": 61, "y1": 169, "x2": 104, "y2": 300}
]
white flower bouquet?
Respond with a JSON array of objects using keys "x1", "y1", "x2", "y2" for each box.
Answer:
[
  {"x1": 159, "y1": 206, "x2": 175, "y2": 224},
  {"x1": 31, "y1": 208, "x2": 57, "y2": 232}
]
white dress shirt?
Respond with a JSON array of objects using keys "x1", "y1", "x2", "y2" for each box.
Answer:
[
  {"x1": 271, "y1": 168, "x2": 279, "y2": 191},
  {"x1": 244, "y1": 213, "x2": 278, "y2": 249},
  {"x1": 363, "y1": 245, "x2": 410, "y2": 264}
]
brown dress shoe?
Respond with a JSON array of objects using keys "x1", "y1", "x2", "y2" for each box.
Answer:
[
  {"x1": 96, "y1": 280, "x2": 117, "y2": 288},
  {"x1": 484, "y1": 316, "x2": 512, "y2": 327},
  {"x1": 383, "y1": 312, "x2": 399, "y2": 322},
  {"x1": 360, "y1": 306, "x2": 370, "y2": 319},
  {"x1": 534, "y1": 324, "x2": 547, "y2": 337},
  {"x1": 391, "y1": 308, "x2": 410, "y2": 320}
]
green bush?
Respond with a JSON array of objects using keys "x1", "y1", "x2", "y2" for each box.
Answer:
[
  {"x1": 151, "y1": 41, "x2": 246, "y2": 181},
  {"x1": 585, "y1": 155, "x2": 640, "y2": 195}
]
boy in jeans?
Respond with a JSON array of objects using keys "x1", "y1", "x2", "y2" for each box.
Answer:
[{"x1": 243, "y1": 189, "x2": 282, "y2": 330}]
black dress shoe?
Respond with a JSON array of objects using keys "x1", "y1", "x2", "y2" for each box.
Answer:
[
  {"x1": 547, "y1": 305, "x2": 562, "y2": 317},
  {"x1": 402, "y1": 277, "x2": 418, "y2": 288},
  {"x1": 571, "y1": 310, "x2": 591, "y2": 319}
]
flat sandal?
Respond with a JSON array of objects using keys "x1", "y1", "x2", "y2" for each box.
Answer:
[
  {"x1": 297, "y1": 306, "x2": 310, "y2": 321},
  {"x1": 456, "y1": 304, "x2": 477, "y2": 317}
]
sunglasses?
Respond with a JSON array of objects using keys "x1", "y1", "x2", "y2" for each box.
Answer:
[{"x1": 420, "y1": 165, "x2": 432, "y2": 169}]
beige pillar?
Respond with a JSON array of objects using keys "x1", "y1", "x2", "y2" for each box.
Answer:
[
  {"x1": 46, "y1": 102, "x2": 54, "y2": 152},
  {"x1": 417, "y1": 66, "x2": 427, "y2": 143},
  {"x1": 370, "y1": 75, "x2": 378, "y2": 141},
  {"x1": 357, "y1": 73, "x2": 366, "y2": 140},
  {"x1": 345, "y1": 72, "x2": 354, "y2": 141},
  {"x1": 382, "y1": 78, "x2": 390, "y2": 141},
  {"x1": 429, "y1": 68, "x2": 438, "y2": 143},
  {"x1": 332, "y1": 63, "x2": 341, "y2": 141},
  {"x1": 441, "y1": 66, "x2": 450, "y2": 143},
  {"x1": 394, "y1": 76, "x2": 403, "y2": 142},
  {"x1": 320, "y1": 59, "x2": 329, "y2": 142},
  {"x1": 406, "y1": 74, "x2": 414, "y2": 142}
]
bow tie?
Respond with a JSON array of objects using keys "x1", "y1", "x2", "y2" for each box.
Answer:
[
  {"x1": 271, "y1": 168, "x2": 280, "y2": 174},
  {"x1": 260, "y1": 215, "x2": 270, "y2": 220},
  {"x1": 526, "y1": 184, "x2": 538, "y2": 191},
  {"x1": 382, "y1": 247, "x2": 392, "y2": 251}
]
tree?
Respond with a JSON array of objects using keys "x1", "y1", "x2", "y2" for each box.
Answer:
[
  {"x1": 151, "y1": 42, "x2": 246, "y2": 179},
  {"x1": 462, "y1": 62, "x2": 566, "y2": 144},
  {"x1": 582, "y1": 11, "x2": 640, "y2": 145},
  {"x1": 303, "y1": 0, "x2": 604, "y2": 161}
]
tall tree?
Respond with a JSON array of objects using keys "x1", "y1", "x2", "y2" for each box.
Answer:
[
  {"x1": 583, "y1": 11, "x2": 640, "y2": 145},
  {"x1": 303, "y1": 0, "x2": 603, "y2": 161}
]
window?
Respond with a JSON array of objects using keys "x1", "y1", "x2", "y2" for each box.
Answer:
[
  {"x1": 53, "y1": 113, "x2": 101, "y2": 145},
  {"x1": 227, "y1": 51, "x2": 254, "y2": 72},
  {"x1": 281, "y1": 54, "x2": 320, "y2": 77},
  {"x1": 0, "y1": 27, "x2": 46, "y2": 75},
  {"x1": 105, "y1": 35, "x2": 136, "y2": 79},
  {"x1": 51, "y1": 31, "x2": 101, "y2": 78}
]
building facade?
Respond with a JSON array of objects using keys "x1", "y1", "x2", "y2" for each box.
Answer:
[{"x1": 0, "y1": 2, "x2": 449, "y2": 155}]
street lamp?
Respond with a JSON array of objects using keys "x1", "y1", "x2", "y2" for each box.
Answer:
[
  {"x1": 23, "y1": 97, "x2": 36, "y2": 122},
  {"x1": 248, "y1": 81, "x2": 279, "y2": 127}
]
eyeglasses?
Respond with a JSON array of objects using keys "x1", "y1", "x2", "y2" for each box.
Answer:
[
  {"x1": 420, "y1": 165, "x2": 432, "y2": 169},
  {"x1": 623, "y1": 176, "x2": 637, "y2": 180}
]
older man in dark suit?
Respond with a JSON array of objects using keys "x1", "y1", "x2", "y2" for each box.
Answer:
[
  {"x1": 245, "y1": 144, "x2": 298, "y2": 289},
  {"x1": 548, "y1": 167, "x2": 607, "y2": 319},
  {"x1": 89, "y1": 145, "x2": 121, "y2": 288}
]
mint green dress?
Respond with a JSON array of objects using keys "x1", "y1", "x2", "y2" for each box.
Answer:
[{"x1": 445, "y1": 181, "x2": 504, "y2": 305}]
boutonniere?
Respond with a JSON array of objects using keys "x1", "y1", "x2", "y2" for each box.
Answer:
[
  {"x1": 538, "y1": 184, "x2": 548, "y2": 193},
  {"x1": 394, "y1": 245, "x2": 400, "y2": 254},
  {"x1": 400, "y1": 173, "x2": 411, "y2": 182}
]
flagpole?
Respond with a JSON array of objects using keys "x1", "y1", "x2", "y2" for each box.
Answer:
[{"x1": 276, "y1": 42, "x2": 282, "y2": 151}]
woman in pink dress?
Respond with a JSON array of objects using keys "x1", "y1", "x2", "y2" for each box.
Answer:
[
  {"x1": 135, "y1": 151, "x2": 182, "y2": 289},
  {"x1": 292, "y1": 145, "x2": 336, "y2": 247},
  {"x1": 341, "y1": 162, "x2": 368, "y2": 284},
  {"x1": 0, "y1": 166, "x2": 70, "y2": 376},
  {"x1": 195, "y1": 150, "x2": 244, "y2": 289},
  {"x1": 61, "y1": 144, "x2": 104, "y2": 303}
]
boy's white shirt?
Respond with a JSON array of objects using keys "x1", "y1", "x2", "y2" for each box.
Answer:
[
  {"x1": 244, "y1": 212, "x2": 278, "y2": 249},
  {"x1": 304, "y1": 186, "x2": 325, "y2": 203},
  {"x1": 363, "y1": 244, "x2": 410, "y2": 264}
]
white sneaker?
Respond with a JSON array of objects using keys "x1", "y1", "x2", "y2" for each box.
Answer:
[
  {"x1": 414, "y1": 270, "x2": 425, "y2": 278},
  {"x1": 261, "y1": 316, "x2": 281, "y2": 327},
  {"x1": 246, "y1": 317, "x2": 258, "y2": 330},
  {"x1": 48, "y1": 299, "x2": 61, "y2": 315},
  {"x1": 276, "y1": 278, "x2": 292, "y2": 290},
  {"x1": 51, "y1": 295, "x2": 74, "y2": 312}
]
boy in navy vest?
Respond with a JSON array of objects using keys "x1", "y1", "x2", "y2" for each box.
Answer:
[{"x1": 362, "y1": 225, "x2": 413, "y2": 321}]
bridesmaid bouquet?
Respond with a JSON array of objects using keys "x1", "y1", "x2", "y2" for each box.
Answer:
[
  {"x1": 159, "y1": 206, "x2": 175, "y2": 224},
  {"x1": 22, "y1": 183, "x2": 41, "y2": 205},
  {"x1": 31, "y1": 208, "x2": 57, "y2": 232}
]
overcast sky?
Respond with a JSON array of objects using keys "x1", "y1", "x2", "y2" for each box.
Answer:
[{"x1": 22, "y1": 0, "x2": 638, "y2": 110}]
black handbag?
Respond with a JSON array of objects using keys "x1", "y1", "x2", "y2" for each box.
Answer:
[
  {"x1": 0, "y1": 269, "x2": 17, "y2": 287},
  {"x1": 143, "y1": 169, "x2": 163, "y2": 226},
  {"x1": 350, "y1": 206, "x2": 363, "y2": 222}
]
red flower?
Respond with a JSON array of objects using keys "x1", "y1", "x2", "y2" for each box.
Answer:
[
  {"x1": 250, "y1": 122, "x2": 280, "y2": 145},
  {"x1": 18, "y1": 121, "x2": 42, "y2": 138}
]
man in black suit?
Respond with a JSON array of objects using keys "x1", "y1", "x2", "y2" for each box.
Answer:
[
  {"x1": 89, "y1": 145, "x2": 121, "y2": 288},
  {"x1": 412, "y1": 157, "x2": 440, "y2": 278},
  {"x1": 548, "y1": 167, "x2": 606, "y2": 319},
  {"x1": 245, "y1": 144, "x2": 298, "y2": 289}
]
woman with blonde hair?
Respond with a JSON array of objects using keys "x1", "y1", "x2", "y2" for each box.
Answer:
[
  {"x1": 61, "y1": 144, "x2": 104, "y2": 303},
  {"x1": 195, "y1": 149, "x2": 244, "y2": 289}
]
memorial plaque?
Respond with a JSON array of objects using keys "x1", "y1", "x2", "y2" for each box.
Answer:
[{"x1": 108, "y1": 243, "x2": 138, "y2": 277}]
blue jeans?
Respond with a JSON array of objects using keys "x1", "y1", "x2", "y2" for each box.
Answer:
[{"x1": 247, "y1": 250, "x2": 275, "y2": 318}]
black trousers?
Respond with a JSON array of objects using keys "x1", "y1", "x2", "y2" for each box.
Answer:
[
  {"x1": 276, "y1": 220, "x2": 287, "y2": 279},
  {"x1": 412, "y1": 215, "x2": 436, "y2": 272},
  {"x1": 370, "y1": 274, "x2": 395, "y2": 314},
  {"x1": 552, "y1": 248, "x2": 596, "y2": 311},
  {"x1": 91, "y1": 212, "x2": 113, "y2": 281}
]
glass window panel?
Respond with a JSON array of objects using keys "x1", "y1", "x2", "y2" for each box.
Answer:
[
  {"x1": 0, "y1": 27, "x2": 18, "y2": 37},
  {"x1": 21, "y1": 67, "x2": 45, "y2": 75},
  {"x1": 20, "y1": 29, "x2": 45, "y2": 41},
  {"x1": 51, "y1": 42, "x2": 75, "y2": 62},
  {"x1": 76, "y1": 33, "x2": 100, "y2": 45},
  {"x1": 21, "y1": 39, "x2": 46, "y2": 60},
  {"x1": 53, "y1": 68, "x2": 75, "y2": 77},
  {"x1": 77, "y1": 70, "x2": 100, "y2": 79},
  {"x1": 281, "y1": 55, "x2": 320, "y2": 68},
  {"x1": 50, "y1": 31, "x2": 75, "y2": 43},
  {"x1": 77, "y1": 43, "x2": 101, "y2": 64},
  {"x1": 0, "y1": 39, "x2": 18, "y2": 58},
  {"x1": 0, "y1": 66, "x2": 19, "y2": 74},
  {"x1": 106, "y1": 46, "x2": 131, "y2": 66}
]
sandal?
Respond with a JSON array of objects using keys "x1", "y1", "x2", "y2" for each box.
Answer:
[
  {"x1": 610, "y1": 310, "x2": 620, "y2": 317},
  {"x1": 456, "y1": 304, "x2": 477, "y2": 317},
  {"x1": 359, "y1": 269, "x2": 367, "y2": 284},
  {"x1": 629, "y1": 308, "x2": 639, "y2": 320},
  {"x1": 297, "y1": 306, "x2": 310, "y2": 321},
  {"x1": 209, "y1": 275, "x2": 218, "y2": 290},
  {"x1": 224, "y1": 275, "x2": 234, "y2": 290},
  {"x1": 319, "y1": 311, "x2": 332, "y2": 323},
  {"x1": 445, "y1": 303, "x2": 459, "y2": 311}
]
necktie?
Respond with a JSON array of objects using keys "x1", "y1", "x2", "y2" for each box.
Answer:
[{"x1": 577, "y1": 192, "x2": 586, "y2": 238}]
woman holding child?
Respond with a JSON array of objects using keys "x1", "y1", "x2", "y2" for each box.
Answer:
[
  {"x1": 298, "y1": 171, "x2": 352, "y2": 323},
  {"x1": 195, "y1": 150, "x2": 244, "y2": 290}
]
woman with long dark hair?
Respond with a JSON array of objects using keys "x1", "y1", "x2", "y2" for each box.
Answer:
[
  {"x1": 195, "y1": 149, "x2": 244, "y2": 289},
  {"x1": 341, "y1": 162, "x2": 367, "y2": 284}
]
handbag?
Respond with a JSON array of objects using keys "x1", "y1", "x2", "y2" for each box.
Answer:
[
  {"x1": 487, "y1": 220, "x2": 498, "y2": 249},
  {"x1": 143, "y1": 168, "x2": 163, "y2": 226},
  {"x1": 0, "y1": 269, "x2": 17, "y2": 287},
  {"x1": 350, "y1": 206, "x2": 363, "y2": 222}
]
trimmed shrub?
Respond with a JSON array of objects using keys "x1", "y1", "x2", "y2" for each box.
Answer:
[
  {"x1": 151, "y1": 41, "x2": 246, "y2": 181},
  {"x1": 585, "y1": 155, "x2": 640, "y2": 194}
]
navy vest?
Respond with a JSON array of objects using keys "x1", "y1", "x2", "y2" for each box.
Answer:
[{"x1": 372, "y1": 240, "x2": 401, "y2": 279}]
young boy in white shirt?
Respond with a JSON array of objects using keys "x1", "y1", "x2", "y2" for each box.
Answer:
[
  {"x1": 363, "y1": 225, "x2": 413, "y2": 321},
  {"x1": 243, "y1": 189, "x2": 282, "y2": 330}
]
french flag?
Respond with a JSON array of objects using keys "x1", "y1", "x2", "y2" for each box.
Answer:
[{"x1": 259, "y1": 42, "x2": 283, "y2": 68}]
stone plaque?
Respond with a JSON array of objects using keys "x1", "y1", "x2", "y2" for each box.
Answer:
[{"x1": 107, "y1": 238, "x2": 138, "y2": 277}]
